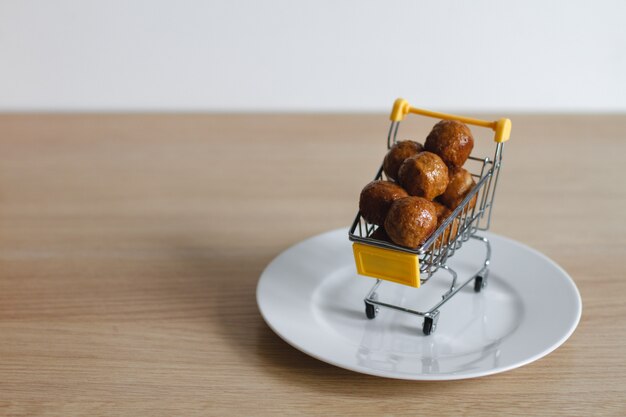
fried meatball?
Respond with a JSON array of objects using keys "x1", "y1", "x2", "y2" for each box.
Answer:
[
  {"x1": 370, "y1": 226, "x2": 391, "y2": 243},
  {"x1": 359, "y1": 180, "x2": 409, "y2": 226},
  {"x1": 383, "y1": 140, "x2": 423, "y2": 181},
  {"x1": 384, "y1": 197, "x2": 438, "y2": 248},
  {"x1": 424, "y1": 120, "x2": 474, "y2": 168},
  {"x1": 432, "y1": 200, "x2": 449, "y2": 219},
  {"x1": 434, "y1": 207, "x2": 459, "y2": 247},
  {"x1": 398, "y1": 152, "x2": 449, "y2": 200},
  {"x1": 439, "y1": 167, "x2": 477, "y2": 210}
]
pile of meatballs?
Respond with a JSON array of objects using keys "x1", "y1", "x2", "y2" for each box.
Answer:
[{"x1": 359, "y1": 120, "x2": 478, "y2": 249}]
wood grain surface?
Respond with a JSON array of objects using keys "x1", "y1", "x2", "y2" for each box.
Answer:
[{"x1": 0, "y1": 114, "x2": 624, "y2": 416}]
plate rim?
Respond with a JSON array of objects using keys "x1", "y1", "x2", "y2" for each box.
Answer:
[{"x1": 256, "y1": 228, "x2": 582, "y2": 380}]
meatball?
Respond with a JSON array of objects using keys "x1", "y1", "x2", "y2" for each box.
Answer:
[
  {"x1": 383, "y1": 140, "x2": 423, "y2": 181},
  {"x1": 424, "y1": 120, "x2": 474, "y2": 168},
  {"x1": 359, "y1": 180, "x2": 409, "y2": 226},
  {"x1": 434, "y1": 205, "x2": 459, "y2": 247},
  {"x1": 369, "y1": 226, "x2": 391, "y2": 243},
  {"x1": 439, "y1": 167, "x2": 477, "y2": 210},
  {"x1": 398, "y1": 152, "x2": 449, "y2": 200},
  {"x1": 384, "y1": 197, "x2": 438, "y2": 248},
  {"x1": 432, "y1": 200, "x2": 449, "y2": 220}
]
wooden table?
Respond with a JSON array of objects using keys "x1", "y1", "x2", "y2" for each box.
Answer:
[{"x1": 0, "y1": 114, "x2": 624, "y2": 416}]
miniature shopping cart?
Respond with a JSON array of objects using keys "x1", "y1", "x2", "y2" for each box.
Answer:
[{"x1": 348, "y1": 98, "x2": 511, "y2": 335}]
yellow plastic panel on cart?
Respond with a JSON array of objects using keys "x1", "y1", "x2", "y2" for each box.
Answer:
[{"x1": 352, "y1": 243, "x2": 420, "y2": 288}]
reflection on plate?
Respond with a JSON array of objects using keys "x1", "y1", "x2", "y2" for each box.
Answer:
[{"x1": 257, "y1": 229, "x2": 581, "y2": 380}]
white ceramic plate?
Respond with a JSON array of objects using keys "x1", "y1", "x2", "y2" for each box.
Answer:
[{"x1": 257, "y1": 229, "x2": 581, "y2": 380}]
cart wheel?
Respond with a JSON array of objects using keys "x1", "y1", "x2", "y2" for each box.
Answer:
[
  {"x1": 474, "y1": 275, "x2": 485, "y2": 292},
  {"x1": 365, "y1": 302, "x2": 377, "y2": 319},
  {"x1": 423, "y1": 317, "x2": 434, "y2": 335}
]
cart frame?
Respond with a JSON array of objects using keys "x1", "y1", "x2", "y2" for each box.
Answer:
[{"x1": 348, "y1": 98, "x2": 511, "y2": 335}]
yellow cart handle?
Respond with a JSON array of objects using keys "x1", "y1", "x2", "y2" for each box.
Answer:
[{"x1": 390, "y1": 98, "x2": 511, "y2": 143}]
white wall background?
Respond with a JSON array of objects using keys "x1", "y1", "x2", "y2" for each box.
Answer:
[{"x1": 1, "y1": 0, "x2": 625, "y2": 112}]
